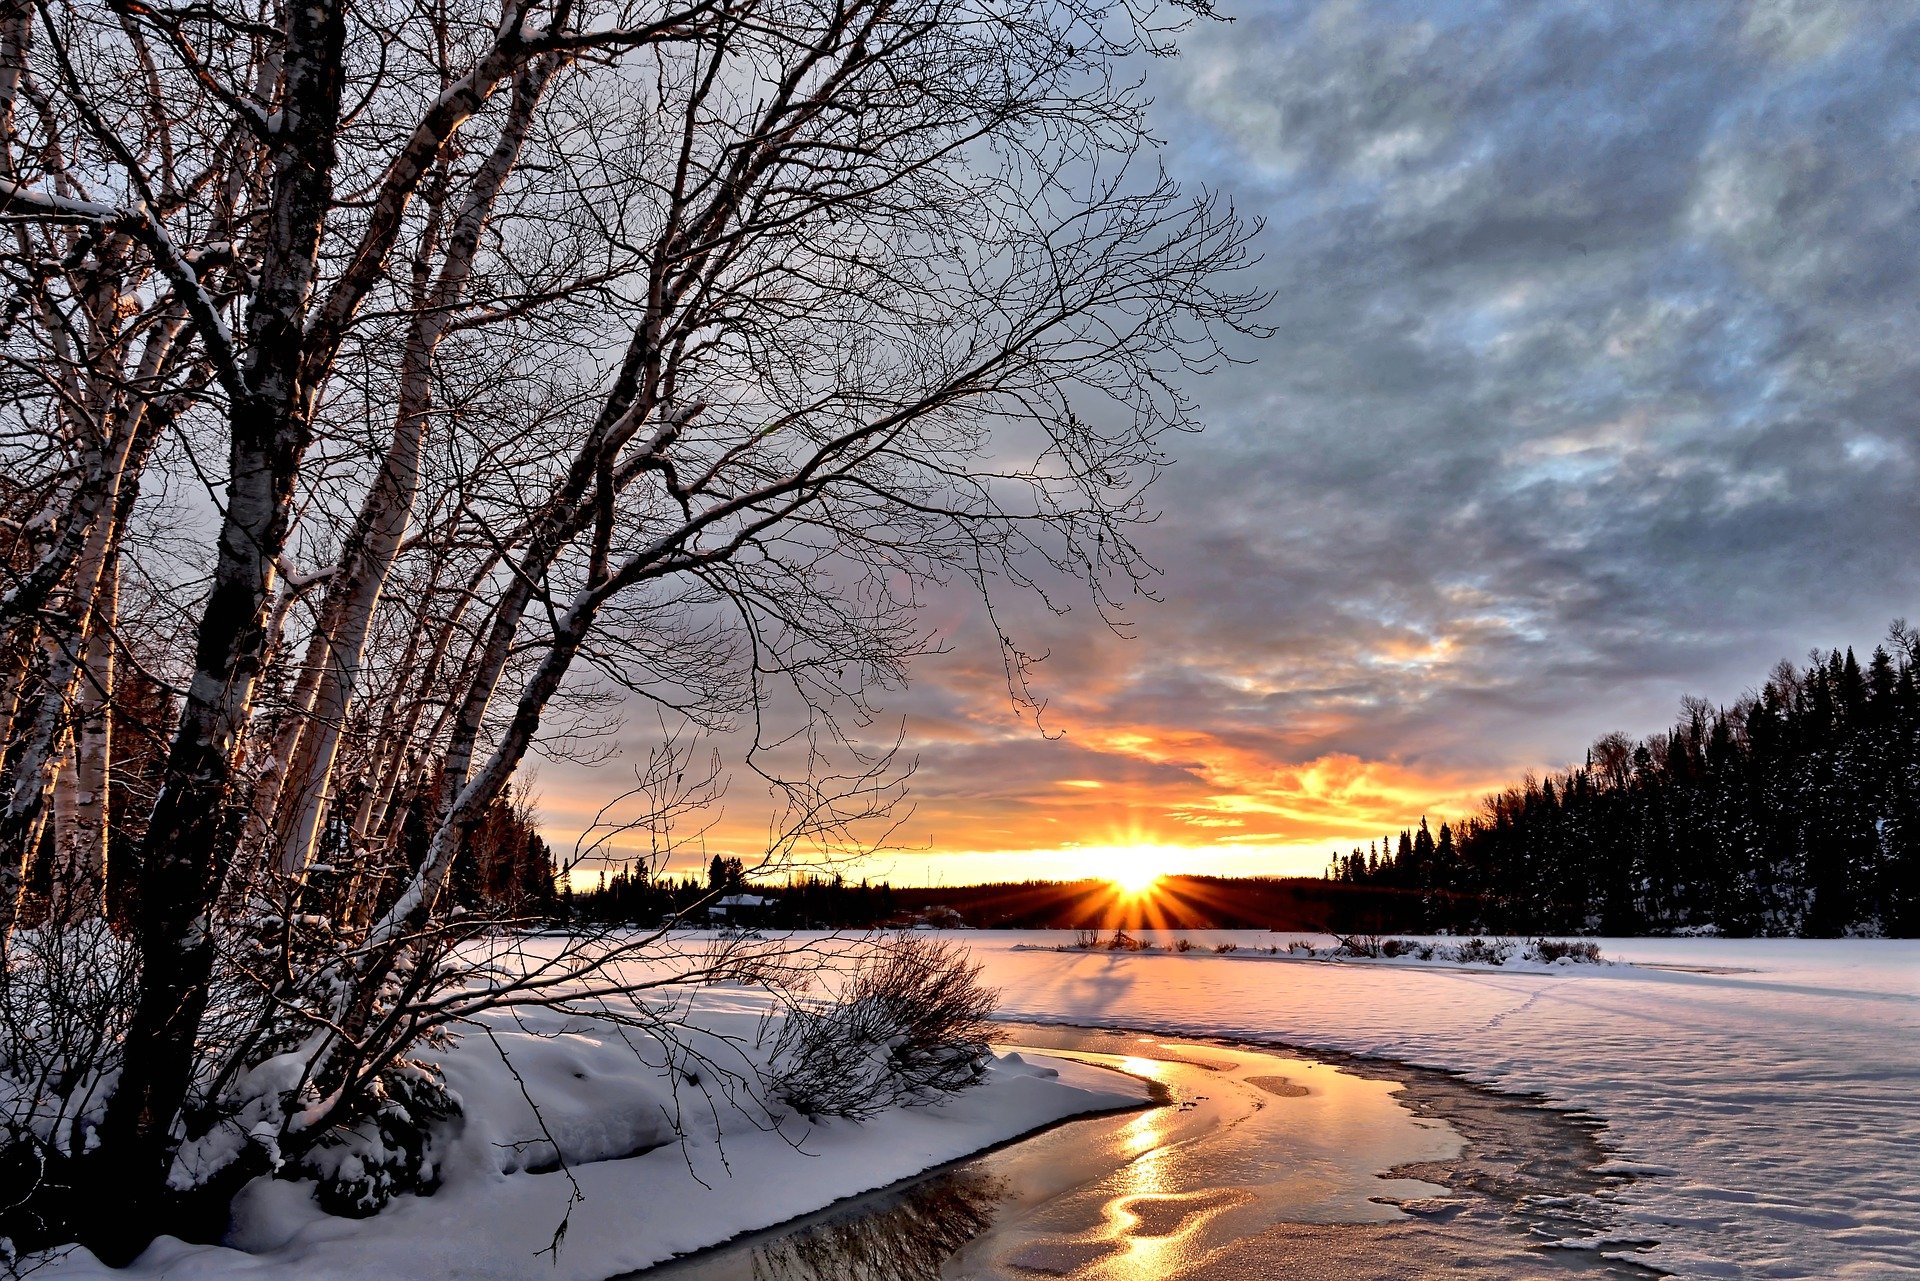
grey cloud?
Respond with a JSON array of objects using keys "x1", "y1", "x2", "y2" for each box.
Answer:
[{"x1": 1013, "y1": 0, "x2": 1920, "y2": 770}]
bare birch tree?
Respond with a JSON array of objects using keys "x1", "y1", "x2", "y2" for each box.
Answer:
[{"x1": 0, "y1": 0, "x2": 1262, "y2": 1258}]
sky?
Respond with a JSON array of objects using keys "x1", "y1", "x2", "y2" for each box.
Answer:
[{"x1": 547, "y1": 0, "x2": 1920, "y2": 886}]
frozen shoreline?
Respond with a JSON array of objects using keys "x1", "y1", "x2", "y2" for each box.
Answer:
[
  {"x1": 35, "y1": 991, "x2": 1149, "y2": 1281},
  {"x1": 31, "y1": 933, "x2": 1917, "y2": 1280}
]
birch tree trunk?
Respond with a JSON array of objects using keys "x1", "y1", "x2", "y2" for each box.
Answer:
[
  {"x1": 49, "y1": 555, "x2": 113, "y2": 922},
  {"x1": 271, "y1": 57, "x2": 560, "y2": 880},
  {"x1": 94, "y1": 0, "x2": 351, "y2": 1235},
  {"x1": 0, "y1": 324, "x2": 173, "y2": 935}
]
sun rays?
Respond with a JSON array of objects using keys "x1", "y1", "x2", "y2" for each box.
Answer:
[{"x1": 1103, "y1": 848, "x2": 1166, "y2": 896}]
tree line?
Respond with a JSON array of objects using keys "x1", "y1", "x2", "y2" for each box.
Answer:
[
  {"x1": 572, "y1": 864, "x2": 907, "y2": 928},
  {"x1": 1331, "y1": 624, "x2": 1920, "y2": 937}
]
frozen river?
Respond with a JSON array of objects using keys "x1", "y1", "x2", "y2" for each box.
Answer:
[{"x1": 651, "y1": 1023, "x2": 1658, "y2": 1280}]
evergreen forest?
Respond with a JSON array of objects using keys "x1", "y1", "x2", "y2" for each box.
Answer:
[{"x1": 1330, "y1": 624, "x2": 1920, "y2": 937}]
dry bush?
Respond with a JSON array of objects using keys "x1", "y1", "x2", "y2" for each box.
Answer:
[
  {"x1": 1530, "y1": 938, "x2": 1604, "y2": 964},
  {"x1": 1451, "y1": 937, "x2": 1516, "y2": 966},
  {"x1": 0, "y1": 919, "x2": 139, "y2": 1244},
  {"x1": 767, "y1": 936, "x2": 997, "y2": 1121}
]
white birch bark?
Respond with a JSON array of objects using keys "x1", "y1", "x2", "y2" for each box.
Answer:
[
  {"x1": 48, "y1": 556, "x2": 112, "y2": 921},
  {"x1": 270, "y1": 57, "x2": 562, "y2": 879}
]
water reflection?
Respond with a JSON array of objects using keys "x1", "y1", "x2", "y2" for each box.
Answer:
[
  {"x1": 737, "y1": 1168, "x2": 1008, "y2": 1281},
  {"x1": 647, "y1": 1028, "x2": 1657, "y2": 1280}
]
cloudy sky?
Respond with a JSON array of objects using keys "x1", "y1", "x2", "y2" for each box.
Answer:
[{"x1": 553, "y1": 0, "x2": 1920, "y2": 884}]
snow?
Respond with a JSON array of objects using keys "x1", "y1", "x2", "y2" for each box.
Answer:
[
  {"x1": 30, "y1": 932, "x2": 1917, "y2": 1280},
  {"x1": 966, "y1": 932, "x2": 1920, "y2": 1280},
  {"x1": 36, "y1": 971, "x2": 1147, "y2": 1281}
]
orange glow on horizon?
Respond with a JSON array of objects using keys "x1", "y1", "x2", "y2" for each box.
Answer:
[
  {"x1": 539, "y1": 720, "x2": 1518, "y2": 888},
  {"x1": 527, "y1": 600, "x2": 1554, "y2": 888}
]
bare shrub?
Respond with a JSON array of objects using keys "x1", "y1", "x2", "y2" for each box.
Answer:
[
  {"x1": 1285, "y1": 939, "x2": 1318, "y2": 956},
  {"x1": 767, "y1": 937, "x2": 997, "y2": 1121},
  {"x1": 0, "y1": 919, "x2": 138, "y2": 1238},
  {"x1": 1072, "y1": 930, "x2": 1101, "y2": 950},
  {"x1": 1213, "y1": 942, "x2": 1238, "y2": 954},
  {"x1": 1530, "y1": 938, "x2": 1604, "y2": 964},
  {"x1": 1106, "y1": 930, "x2": 1145, "y2": 952},
  {"x1": 1334, "y1": 934, "x2": 1385, "y2": 958},
  {"x1": 1171, "y1": 938, "x2": 1196, "y2": 953},
  {"x1": 1452, "y1": 937, "x2": 1516, "y2": 966}
]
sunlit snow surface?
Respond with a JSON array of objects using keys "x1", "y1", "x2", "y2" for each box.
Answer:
[
  {"x1": 965, "y1": 933, "x2": 1920, "y2": 1279},
  {"x1": 32, "y1": 933, "x2": 1918, "y2": 1280}
]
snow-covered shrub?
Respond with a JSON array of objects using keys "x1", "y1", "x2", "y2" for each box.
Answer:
[
  {"x1": 1334, "y1": 934, "x2": 1386, "y2": 958},
  {"x1": 1529, "y1": 938, "x2": 1603, "y2": 964},
  {"x1": 0, "y1": 919, "x2": 134, "y2": 1152},
  {"x1": 1213, "y1": 942, "x2": 1238, "y2": 954},
  {"x1": 1285, "y1": 939, "x2": 1317, "y2": 956},
  {"x1": 1171, "y1": 938, "x2": 1196, "y2": 953},
  {"x1": 767, "y1": 935, "x2": 996, "y2": 1120},
  {"x1": 297, "y1": 1061, "x2": 459, "y2": 1217},
  {"x1": 1451, "y1": 937, "x2": 1515, "y2": 965}
]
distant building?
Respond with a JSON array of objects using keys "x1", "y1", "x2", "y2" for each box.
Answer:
[{"x1": 709, "y1": 893, "x2": 775, "y2": 925}]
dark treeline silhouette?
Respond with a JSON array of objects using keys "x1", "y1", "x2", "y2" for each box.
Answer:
[
  {"x1": 572, "y1": 864, "x2": 905, "y2": 928},
  {"x1": 1333, "y1": 624, "x2": 1920, "y2": 937},
  {"x1": 566, "y1": 872, "x2": 1425, "y2": 933},
  {"x1": 876, "y1": 876, "x2": 1385, "y2": 930}
]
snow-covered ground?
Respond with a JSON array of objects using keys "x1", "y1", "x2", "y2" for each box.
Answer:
[
  {"x1": 38, "y1": 963, "x2": 1148, "y2": 1281},
  {"x1": 35, "y1": 932, "x2": 1917, "y2": 1280},
  {"x1": 968, "y1": 932, "x2": 1920, "y2": 1280}
]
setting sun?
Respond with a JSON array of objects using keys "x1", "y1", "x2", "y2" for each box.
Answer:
[
  {"x1": 1066, "y1": 839, "x2": 1191, "y2": 897},
  {"x1": 1102, "y1": 849, "x2": 1165, "y2": 896}
]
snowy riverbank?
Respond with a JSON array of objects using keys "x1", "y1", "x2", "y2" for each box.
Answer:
[
  {"x1": 33, "y1": 932, "x2": 1917, "y2": 1280},
  {"x1": 35, "y1": 965, "x2": 1148, "y2": 1281}
]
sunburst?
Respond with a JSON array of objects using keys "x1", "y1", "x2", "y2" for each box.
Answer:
[{"x1": 1101, "y1": 847, "x2": 1165, "y2": 896}]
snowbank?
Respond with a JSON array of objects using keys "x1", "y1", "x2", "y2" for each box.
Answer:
[
  {"x1": 1012, "y1": 931, "x2": 1614, "y2": 971},
  {"x1": 36, "y1": 973, "x2": 1148, "y2": 1281}
]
